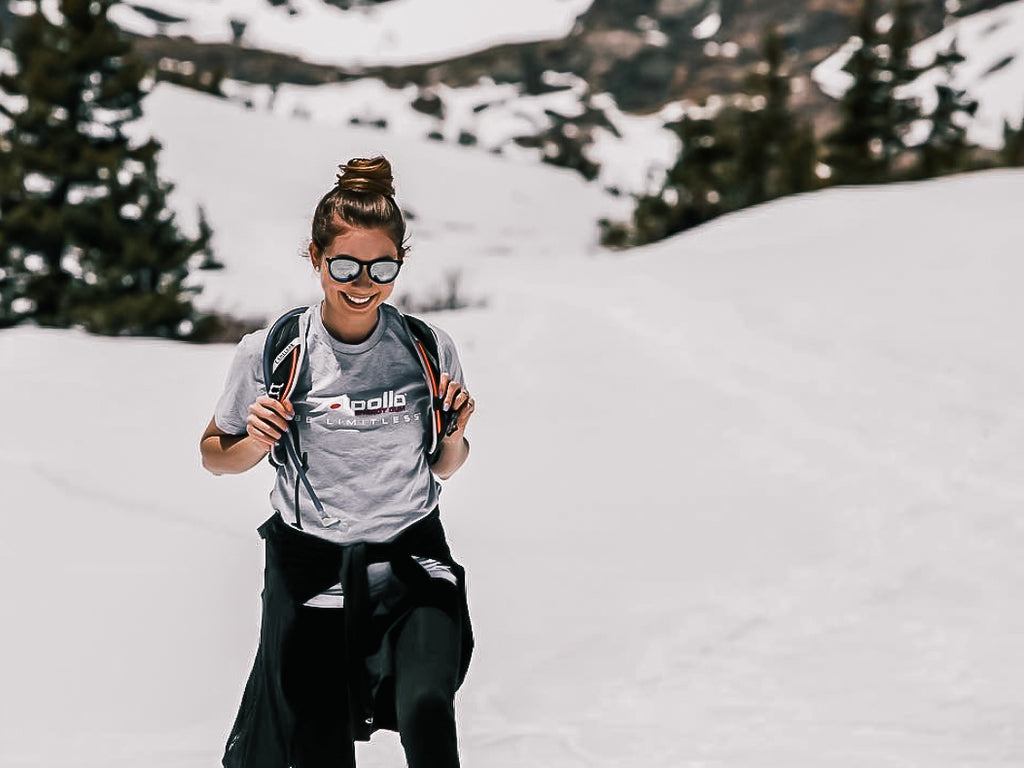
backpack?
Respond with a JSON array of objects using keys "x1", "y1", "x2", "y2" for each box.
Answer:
[{"x1": 261, "y1": 306, "x2": 456, "y2": 529}]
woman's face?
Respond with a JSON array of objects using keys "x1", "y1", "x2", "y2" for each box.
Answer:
[{"x1": 311, "y1": 226, "x2": 400, "y2": 325}]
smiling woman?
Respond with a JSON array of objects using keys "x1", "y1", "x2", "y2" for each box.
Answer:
[
  {"x1": 312, "y1": 225, "x2": 400, "y2": 341},
  {"x1": 199, "y1": 156, "x2": 476, "y2": 768}
]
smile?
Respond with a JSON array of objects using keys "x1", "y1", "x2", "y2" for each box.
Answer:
[{"x1": 341, "y1": 292, "x2": 375, "y2": 308}]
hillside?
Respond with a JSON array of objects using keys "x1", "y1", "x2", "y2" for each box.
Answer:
[
  {"x1": 119, "y1": 0, "x2": 1022, "y2": 118},
  {"x1": 103, "y1": 0, "x2": 1024, "y2": 197},
  {"x1": 3, "y1": 82, "x2": 1024, "y2": 767}
]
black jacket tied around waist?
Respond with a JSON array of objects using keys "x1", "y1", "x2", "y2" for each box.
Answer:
[{"x1": 222, "y1": 510, "x2": 473, "y2": 768}]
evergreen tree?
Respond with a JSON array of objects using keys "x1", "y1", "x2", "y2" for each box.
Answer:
[
  {"x1": 733, "y1": 29, "x2": 789, "y2": 206},
  {"x1": 658, "y1": 111, "x2": 732, "y2": 236},
  {"x1": 782, "y1": 121, "x2": 821, "y2": 194},
  {"x1": 823, "y1": 0, "x2": 895, "y2": 183},
  {"x1": 602, "y1": 26, "x2": 818, "y2": 248},
  {"x1": 1001, "y1": 110, "x2": 1024, "y2": 167},
  {"x1": 885, "y1": 0, "x2": 930, "y2": 170},
  {"x1": 917, "y1": 39, "x2": 978, "y2": 176},
  {"x1": 609, "y1": 112, "x2": 723, "y2": 247},
  {"x1": 0, "y1": 0, "x2": 212, "y2": 338},
  {"x1": 734, "y1": 27, "x2": 818, "y2": 204}
]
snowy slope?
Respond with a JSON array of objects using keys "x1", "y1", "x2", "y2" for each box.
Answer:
[
  {"x1": 109, "y1": 0, "x2": 594, "y2": 67},
  {"x1": 3, "y1": 85, "x2": 1024, "y2": 768},
  {"x1": 813, "y1": 0, "x2": 1024, "y2": 147},
  {"x1": 131, "y1": 84, "x2": 632, "y2": 318},
  {"x1": 221, "y1": 73, "x2": 681, "y2": 196}
]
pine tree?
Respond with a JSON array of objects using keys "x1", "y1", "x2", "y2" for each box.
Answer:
[
  {"x1": 604, "y1": 111, "x2": 728, "y2": 247},
  {"x1": 917, "y1": 39, "x2": 978, "y2": 176},
  {"x1": 0, "y1": 0, "x2": 212, "y2": 338},
  {"x1": 1001, "y1": 110, "x2": 1024, "y2": 167},
  {"x1": 823, "y1": 0, "x2": 894, "y2": 184},
  {"x1": 734, "y1": 27, "x2": 818, "y2": 204},
  {"x1": 660, "y1": 111, "x2": 733, "y2": 235},
  {"x1": 781, "y1": 121, "x2": 821, "y2": 195},
  {"x1": 884, "y1": 0, "x2": 930, "y2": 171},
  {"x1": 602, "y1": 26, "x2": 819, "y2": 248},
  {"x1": 733, "y1": 29, "x2": 789, "y2": 206}
]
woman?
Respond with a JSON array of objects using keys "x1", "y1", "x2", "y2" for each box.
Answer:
[{"x1": 200, "y1": 156, "x2": 475, "y2": 768}]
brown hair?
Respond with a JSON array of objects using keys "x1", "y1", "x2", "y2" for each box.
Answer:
[{"x1": 309, "y1": 156, "x2": 408, "y2": 258}]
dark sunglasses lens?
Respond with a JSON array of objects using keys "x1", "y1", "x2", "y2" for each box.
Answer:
[
  {"x1": 368, "y1": 261, "x2": 401, "y2": 283},
  {"x1": 327, "y1": 258, "x2": 361, "y2": 282}
]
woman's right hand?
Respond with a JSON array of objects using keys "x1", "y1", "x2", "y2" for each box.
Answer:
[{"x1": 247, "y1": 396, "x2": 295, "y2": 450}]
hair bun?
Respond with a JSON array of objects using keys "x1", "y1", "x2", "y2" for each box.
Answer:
[{"x1": 336, "y1": 156, "x2": 395, "y2": 197}]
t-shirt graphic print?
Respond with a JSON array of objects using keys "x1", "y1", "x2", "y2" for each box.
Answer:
[{"x1": 214, "y1": 303, "x2": 465, "y2": 545}]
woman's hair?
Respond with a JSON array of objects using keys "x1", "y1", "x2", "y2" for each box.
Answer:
[{"x1": 309, "y1": 156, "x2": 408, "y2": 258}]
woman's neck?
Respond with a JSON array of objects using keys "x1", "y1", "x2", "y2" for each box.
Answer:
[{"x1": 320, "y1": 303, "x2": 379, "y2": 344}]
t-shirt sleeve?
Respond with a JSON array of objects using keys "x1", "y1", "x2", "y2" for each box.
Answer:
[
  {"x1": 431, "y1": 324, "x2": 466, "y2": 389},
  {"x1": 213, "y1": 330, "x2": 268, "y2": 435}
]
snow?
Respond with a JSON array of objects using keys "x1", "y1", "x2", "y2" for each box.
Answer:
[
  {"x1": 905, "y1": 0, "x2": 1024, "y2": 146},
  {"x1": 107, "y1": 0, "x2": 595, "y2": 68},
  {"x1": 4, "y1": 83, "x2": 1024, "y2": 767},
  {"x1": 217, "y1": 72, "x2": 681, "y2": 197},
  {"x1": 692, "y1": 12, "x2": 722, "y2": 40},
  {"x1": 813, "y1": 0, "x2": 1024, "y2": 147},
  {"x1": 128, "y1": 84, "x2": 629, "y2": 318},
  {"x1": 0, "y1": 47, "x2": 16, "y2": 75}
]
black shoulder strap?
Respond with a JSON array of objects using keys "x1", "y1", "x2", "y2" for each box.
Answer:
[
  {"x1": 260, "y1": 307, "x2": 455, "y2": 528},
  {"x1": 262, "y1": 307, "x2": 306, "y2": 470},
  {"x1": 262, "y1": 307, "x2": 341, "y2": 529},
  {"x1": 403, "y1": 313, "x2": 456, "y2": 460}
]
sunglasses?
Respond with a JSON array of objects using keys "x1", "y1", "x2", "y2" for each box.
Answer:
[{"x1": 324, "y1": 256, "x2": 402, "y2": 284}]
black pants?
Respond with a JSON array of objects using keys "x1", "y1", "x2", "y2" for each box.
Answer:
[{"x1": 284, "y1": 604, "x2": 462, "y2": 768}]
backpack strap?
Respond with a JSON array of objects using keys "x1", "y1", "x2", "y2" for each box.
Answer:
[
  {"x1": 260, "y1": 306, "x2": 456, "y2": 528},
  {"x1": 263, "y1": 307, "x2": 305, "y2": 470},
  {"x1": 402, "y1": 313, "x2": 457, "y2": 462},
  {"x1": 262, "y1": 307, "x2": 341, "y2": 529}
]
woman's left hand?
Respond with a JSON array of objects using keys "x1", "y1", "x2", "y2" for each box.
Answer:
[{"x1": 438, "y1": 373, "x2": 475, "y2": 441}]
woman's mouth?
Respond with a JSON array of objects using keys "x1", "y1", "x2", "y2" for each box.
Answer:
[{"x1": 341, "y1": 291, "x2": 375, "y2": 309}]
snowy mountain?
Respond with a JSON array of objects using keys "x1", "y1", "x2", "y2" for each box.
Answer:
[
  {"x1": 3, "y1": 82, "x2": 1024, "y2": 768},
  {"x1": 94, "y1": 0, "x2": 1024, "y2": 197},
  {"x1": 108, "y1": 0, "x2": 595, "y2": 67}
]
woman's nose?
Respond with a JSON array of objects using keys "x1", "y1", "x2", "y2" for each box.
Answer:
[{"x1": 353, "y1": 267, "x2": 373, "y2": 287}]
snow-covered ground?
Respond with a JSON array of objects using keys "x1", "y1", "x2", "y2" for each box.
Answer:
[
  {"x1": 3, "y1": 84, "x2": 1024, "y2": 767},
  {"x1": 221, "y1": 73, "x2": 681, "y2": 197}
]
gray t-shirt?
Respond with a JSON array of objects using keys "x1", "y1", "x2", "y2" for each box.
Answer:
[{"x1": 214, "y1": 303, "x2": 465, "y2": 545}]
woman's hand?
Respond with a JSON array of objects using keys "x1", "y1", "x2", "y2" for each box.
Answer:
[
  {"x1": 431, "y1": 374, "x2": 474, "y2": 479},
  {"x1": 247, "y1": 396, "x2": 295, "y2": 450},
  {"x1": 200, "y1": 397, "x2": 293, "y2": 476},
  {"x1": 437, "y1": 373, "x2": 475, "y2": 441}
]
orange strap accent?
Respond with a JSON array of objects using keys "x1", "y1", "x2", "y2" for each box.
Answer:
[
  {"x1": 416, "y1": 340, "x2": 443, "y2": 435},
  {"x1": 282, "y1": 348, "x2": 299, "y2": 401}
]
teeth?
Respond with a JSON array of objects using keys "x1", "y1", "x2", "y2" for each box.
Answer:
[{"x1": 346, "y1": 294, "x2": 372, "y2": 305}]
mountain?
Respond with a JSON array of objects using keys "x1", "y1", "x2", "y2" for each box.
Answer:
[
  {"x1": 108, "y1": 0, "x2": 1024, "y2": 192},
  {"x1": 4, "y1": 0, "x2": 1021, "y2": 195}
]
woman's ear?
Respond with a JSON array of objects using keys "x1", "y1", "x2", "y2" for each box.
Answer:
[{"x1": 309, "y1": 242, "x2": 321, "y2": 271}]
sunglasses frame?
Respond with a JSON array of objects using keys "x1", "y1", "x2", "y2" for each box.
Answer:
[{"x1": 324, "y1": 256, "x2": 403, "y2": 285}]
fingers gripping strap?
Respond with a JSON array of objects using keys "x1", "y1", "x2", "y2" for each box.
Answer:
[
  {"x1": 415, "y1": 340, "x2": 443, "y2": 446},
  {"x1": 264, "y1": 308, "x2": 306, "y2": 471},
  {"x1": 264, "y1": 308, "x2": 305, "y2": 402},
  {"x1": 404, "y1": 314, "x2": 455, "y2": 458},
  {"x1": 263, "y1": 308, "x2": 330, "y2": 526}
]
